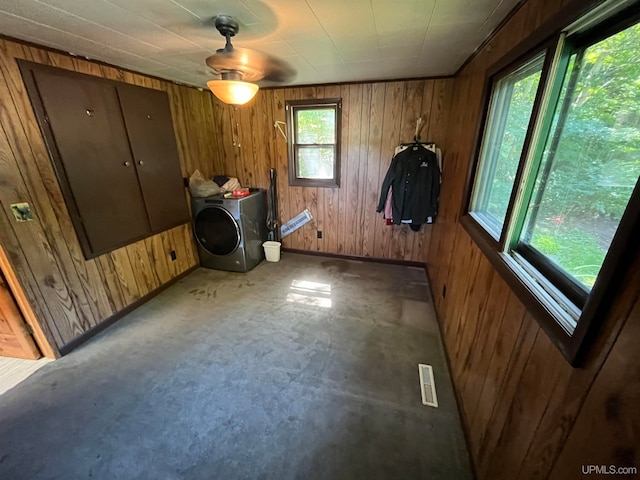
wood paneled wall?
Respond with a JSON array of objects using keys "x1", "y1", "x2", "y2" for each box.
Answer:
[
  {"x1": 425, "y1": 0, "x2": 640, "y2": 478},
  {"x1": 3, "y1": 0, "x2": 637, "y2": 474},
  {"x1": 213, "y1": 79, "x2": 453, "y2": 263},
  {"x1": 0, "y1": 37, "x2": 222, "y2": 355}
]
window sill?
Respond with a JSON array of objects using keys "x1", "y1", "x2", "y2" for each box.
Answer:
[
  {"x1": 460, "y1": 214, "x2": 585, "y2": 365},
  {"x1": 289, "y1": 178, "x2": 339, "y2": 188}
]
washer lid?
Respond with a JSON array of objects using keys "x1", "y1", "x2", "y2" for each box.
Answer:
[{"x1": 194, "y1": 206, "x2": 240, "y2": 256}]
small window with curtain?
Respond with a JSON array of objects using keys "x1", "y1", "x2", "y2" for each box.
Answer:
[{"x1": 286, "y1": 98, "x2": 341, "y2": 188}]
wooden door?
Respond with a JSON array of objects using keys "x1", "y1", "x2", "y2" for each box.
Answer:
[
  {"x1": 0, "y1": 271, "x2": 40, "y2": 359},
  {"x1": 31, "y1": 68, "x2": 152, "y2": 257},
  {"x1": 117, "y1": 85, "x2": 190, "y2": 232}
]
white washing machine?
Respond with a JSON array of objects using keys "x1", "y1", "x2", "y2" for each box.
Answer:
[{"x1": 192, "y1": 189, "x2": 268, "y2": 272}]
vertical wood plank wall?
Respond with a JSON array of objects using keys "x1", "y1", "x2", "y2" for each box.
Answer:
[
  {"x1": 213, "y1": 79, "x2": 453, "y2": 263},
  {"x1": 424, "y1": 0, "x2": 640, "y2": 478},
  {"x1": 0, "y1": 37, "x2": 222, "y2": 354},
  {"x1": 1, "y1": 0, "x2": 638, "y2": 475}
]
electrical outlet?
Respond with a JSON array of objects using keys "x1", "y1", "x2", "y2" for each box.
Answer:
[
  {"x1": 170, "y1": 250, "x2": 177, "y2": 261},
  {"x1": 317, "y1": 230, "x2": 323, "y2": 239}
]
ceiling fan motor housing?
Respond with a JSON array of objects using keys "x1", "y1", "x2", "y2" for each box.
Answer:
[{"x1": 214, "y1": 15, "x2": 239, "y2": 38}]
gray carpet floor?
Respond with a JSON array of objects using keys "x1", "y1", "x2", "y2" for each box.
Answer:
[{"x1": 0, "y1": 253, "x2": 472, "y2": 480}]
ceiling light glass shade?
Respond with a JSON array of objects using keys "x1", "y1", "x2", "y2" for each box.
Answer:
[{"x1": 207, "y1": 79, "x2": 259, "y2": 105}]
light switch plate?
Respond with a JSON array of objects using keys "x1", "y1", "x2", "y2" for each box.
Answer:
[{"x1": 10, "y1": 202, "x2": 34, "y2": 222}]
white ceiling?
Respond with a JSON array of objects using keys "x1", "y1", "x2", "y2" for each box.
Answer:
[{"x1": 0, "y1": 0, "x2": 521, "y2": 88}]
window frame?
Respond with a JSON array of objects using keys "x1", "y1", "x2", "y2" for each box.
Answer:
[
  {"x1": 461, "y1": 1, "x2": 640, "y2": 365},
  {"x1": 286, "y1": 98, "x2": 341, "y2": 188},
  {"x1": 468, "y1": 43, "x2": 555, "y2": 243}
]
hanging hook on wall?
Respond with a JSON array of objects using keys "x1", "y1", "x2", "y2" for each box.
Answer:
[
  {"x1": 274, "y1": 120, "x2": 287, "y2": 141},
  {"x1": 414, "y1": 117, "x2": 423, "y2": 142}
]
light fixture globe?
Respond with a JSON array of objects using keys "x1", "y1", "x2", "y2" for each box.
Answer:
[
  {"x1": 207, "y1": 70, "x2": 258, "y2": 106},
  {"x1": 207, "y1": 79, "x2": 258, "y2": 105}
]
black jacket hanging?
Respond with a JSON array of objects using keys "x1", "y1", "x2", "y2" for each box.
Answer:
[{"x1": 376, "y1": 144, "x2": 440, "y2": 225}]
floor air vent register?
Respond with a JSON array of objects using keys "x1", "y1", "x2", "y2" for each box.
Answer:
[{"x1": 418, "y1": 364, "x2": 439, "y2": 407}]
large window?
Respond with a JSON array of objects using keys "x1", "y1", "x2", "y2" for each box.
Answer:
[
  {"x1": 286, "y1": 99, "x2": 341, "y2": 188},
  {"x1": 465, "y1": 1, "x2": 640, "y2": 364}
]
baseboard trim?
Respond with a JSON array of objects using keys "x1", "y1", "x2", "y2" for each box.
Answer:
[
  {"x1": 282, "y1": 248, "x2": 427, "y2": 269},
  {"x1": 59, "y1": 265, "x2": 198, "y2": 356}
]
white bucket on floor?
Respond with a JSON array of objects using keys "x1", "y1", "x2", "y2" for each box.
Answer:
[{"x1": 262, "y1": 241, "x2": 281, "y2": 262}]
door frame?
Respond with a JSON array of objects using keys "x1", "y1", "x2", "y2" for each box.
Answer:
[{"x1": 0, "y1": 244, "x2": 58, "y2": 358}]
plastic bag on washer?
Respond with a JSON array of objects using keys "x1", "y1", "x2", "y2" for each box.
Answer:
[{"x1": 188, "y1": 169, "x2": 221, "y2": 197}]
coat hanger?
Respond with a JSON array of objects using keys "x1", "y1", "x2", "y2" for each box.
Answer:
[{"x1": 400, "y1": 117, "x2": 435, "y2": 147}]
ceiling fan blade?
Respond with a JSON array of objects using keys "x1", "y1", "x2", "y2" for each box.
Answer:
[
  {"x1": 262, "y1": 56, "x2": 296, "y2": 83},
  {"x1": 206, "y1": 47, "x2": 296, "y2": 83}
]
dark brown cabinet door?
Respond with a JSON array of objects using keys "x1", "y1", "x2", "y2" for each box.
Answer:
[
  {"x1": 117, "y1": 85, "x2": 189, "y2": 232},
  {"x1": 32, "y1": 69, "x2": 151, "y2": 255}
]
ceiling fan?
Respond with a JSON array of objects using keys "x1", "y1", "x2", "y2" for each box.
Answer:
[{"x1": 205, "y1": 15, "x2": 295, "y2": 106}]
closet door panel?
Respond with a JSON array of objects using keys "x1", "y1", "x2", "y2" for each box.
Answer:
[
  {"x1": 33, "y1": 69, "x2": 151, "y2": 255},
  {"x1": 117, "y1": 85, "x2": 189, "y2": 232}
]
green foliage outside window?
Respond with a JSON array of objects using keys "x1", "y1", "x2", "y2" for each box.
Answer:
[
  {"x1": 486, "y1": 69, "x2": 542, "y2": 222},
  {"x1": 296, "y1": 109, "x2": 335, "y2": 144},
  {"x1": 521, "y1": 22, "x2": 640, "y2": 288}
]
